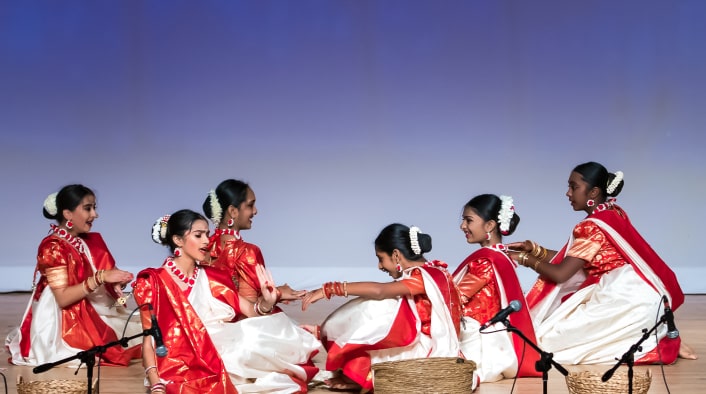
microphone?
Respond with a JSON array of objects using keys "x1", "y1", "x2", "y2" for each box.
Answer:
[
  {"x1": 662, "y1": 296, "x2": 679, "y2": 339},
  {"x1": 148, "y1": 304, "x2": 168, "y2": 357},
  {"x1": 480, "y1": 300, "x2": 522, "y2": 331}
]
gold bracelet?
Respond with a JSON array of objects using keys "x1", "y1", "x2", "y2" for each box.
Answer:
[
  {"x1": 532, "y1": 258, "x2": 541, "y2": 271},
  {"x1": 518, "y1": 252, "x2": 529, "y2": 267},
  {"x1": 530, "y1": 241, "x2": 539, "y2": 257},
  {"x1": 538, "y1": 247, "x2": 547, "y2": 261}
]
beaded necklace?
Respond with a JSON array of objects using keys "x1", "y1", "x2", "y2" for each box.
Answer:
[
  {"x1": 214, "y1": 228, "x2": 241, "y2": 239},
  {"x1": 489, "y1": 243, "x2": 508, "y2": 252},
  {"x1": 423, "y1": 260, "x2": 448, "y2": 269},
  {"x1": 592, "y1": 198, "x2": 616, "y2": 214},
  {"x1": 164, "y1": 257, "x2": 199, "y2": 288},
  {"x1": 50, "y1": 224, "x2": 86, "y2": 254}
]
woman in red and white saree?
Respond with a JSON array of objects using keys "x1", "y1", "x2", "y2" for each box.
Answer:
[
  {"x1": 134, "y1": 210, "x2": 320, "y2": 394},
  {"x1": 302, "y1": 224, "x2": 464, "y2": 392},
  {"x1": 6, "y1": 185, "x2": 141, "y2": 367},
  {"x1": 203, "y1": 180, "x2": 306, "y2": 310},
  {"x1": 509, "y1": 162, "x2": 688, "y2": 365},
  {"x1": 453, "y1": 194, "x2": 541, "y2": 383}
]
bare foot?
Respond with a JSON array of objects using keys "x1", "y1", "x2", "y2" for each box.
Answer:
[
  {"x1": 679, "y1": 342, "x2": 698, "y2": 360},
  {"x1": 324, "y1": 373, "x2": 361, "y2": 392}
]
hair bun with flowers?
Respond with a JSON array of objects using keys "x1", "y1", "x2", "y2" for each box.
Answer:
[
  {"x1": 43, "y1": 192, "x2": 59, "y2": 217},
  {"x1": 409, "y1": 226, "x2": 422, "y2": 255},
  {"x1": 606, "y1": 170, "x2": 624, "y2": 195},
  {"x1": 151, "y1": 215, "x2": 170, "y2": 244},
  {"x1": 497, "y1": 195, "x2": 515, "y2": 235},
  {"x1": 208, "y1": 189, "x2": 223, "y2": 224}
]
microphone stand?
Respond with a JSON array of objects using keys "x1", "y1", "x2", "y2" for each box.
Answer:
[
  {"x1": 502, "y1": 320, "x2": 568, "y2": 394},
  {"x1": 601, "y1": 311, "x2": 670, "y2": 394},
  {"x1": 33, "y1": 328, "x2": 155, "y2": 394}
]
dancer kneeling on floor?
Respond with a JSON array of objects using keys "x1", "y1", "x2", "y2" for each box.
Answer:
[
  {"x1": 508, "y1": 162, "x2": 696, "y2": 365},
  {"x1": 453, "y1": 194, "x2": 541, "y2": 382}
]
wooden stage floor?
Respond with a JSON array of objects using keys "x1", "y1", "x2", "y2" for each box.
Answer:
[{"x1": 1, "y1": 293, "x2": 704, "y2": 393}]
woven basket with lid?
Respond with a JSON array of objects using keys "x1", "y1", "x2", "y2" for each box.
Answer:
[
  {"x1": 372, "y1": 357, "x2": 476, "y2": 394},
  {"x1": 566, "y1": 369, "x2": 651, "y2": 394}
]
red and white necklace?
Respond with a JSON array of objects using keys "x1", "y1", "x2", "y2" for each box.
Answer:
[
  {"x1": 50, "y1": 224, "x2": 86, "y2": 254},
  {"x1": 214, "y1": 228, "x2": 241, "y2": 239},
  {"x1": 164, "y1": 257, "x2": 199, "y2": 288},
  {"x1": 489, "y1": 243, "x2": 508, "y2": 252}
]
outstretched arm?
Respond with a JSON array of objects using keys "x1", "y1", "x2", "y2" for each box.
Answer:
[
  {"x1": 301, "y1": 280, "x2": 410, "y2": 311},
  {"x1": 507, "y1": 240, "x2": 585, "y2": 284}
]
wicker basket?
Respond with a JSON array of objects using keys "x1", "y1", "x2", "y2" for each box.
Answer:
[
  {"x1": 372, "y1": 357, "x2": 476, "y2": 394},
  {"x1": 566, "y1": 369, "x2": 651, "y2": 394},
  {"x1": 17, "y1": 376, "x2": 88, "y2": 394}
]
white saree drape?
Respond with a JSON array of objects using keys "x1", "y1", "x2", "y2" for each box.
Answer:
[
  {"x1": 6, "y1": 250, "x2": 141, "y2": 367},
  {"x1": 531, "y1": 218, "x2": 671, "y2": 365},
  {"x1": 188, "y1": 270, "x2": 322, "y2": 393},
  {"x1": 454, "y1": 263, "x2": 517, "y2": 383}
]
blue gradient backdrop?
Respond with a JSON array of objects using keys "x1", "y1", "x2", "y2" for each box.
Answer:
[{"x1": 1, "y1": 1, "x2": 704, "y2": 292}]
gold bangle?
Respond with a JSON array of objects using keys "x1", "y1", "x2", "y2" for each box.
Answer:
[
  {"x1": 343, "y1": 281, "x2": 348, "y2": 298},
  {"x1": 518, "y1": 252, "x2": 529, "y2": 266},
  {"x1": 530, "y1": 241, "x2": 539, "y2": 257},
  {"x1": 532, "y1": 258, "x2": 541, "y2": 271}
]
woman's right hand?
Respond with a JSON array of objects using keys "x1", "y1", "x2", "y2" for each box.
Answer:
[
  {"x1": 102, "y1": 268, "x2": 134, "y2": 285},
  {"x1": 301, "y1": 288, "x2": 325, "y2": 311},
  {"x1": 506, "y1": 240, "x2": 533, "y2": 264}
]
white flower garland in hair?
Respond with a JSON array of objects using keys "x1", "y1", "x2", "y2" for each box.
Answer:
[
  {"x1": 409, "y1": 226, "x2": 422, "y2": 255},
  {"x1": 43, "y1": 192, "x2": 58, "y2": 216},
  {"x1": 497, "y1": 195, "x2": 515, "y2": 235},
  {"x1": 606, "y1": 171, "x2": 623, "y2": 194},
  {"x1": 208, "y1": 189, "x2": 222, "y2": 224},
  {"x1": 151, "y1": 215, "x2": 170, "y2": 244}
]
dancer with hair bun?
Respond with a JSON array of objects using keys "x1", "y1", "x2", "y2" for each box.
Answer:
[
  {"x1": 453, "y1": 194, "x2": 541, "y2": 383},
  {"x1": 6, "y1": 184, "x2": 141, "y2": 367},
  {"x1": 508, "y1": 161, "x2": 696, "y2": 364},
  {"x1": 301, "y1": 223, "x2": 464, "y2": 392},
  {"x1": 203, "y1": 179, "x2": 306, "y2": 312},
  {"x1": 133, "y1": 209, "x2": 321, "y2": 393}
]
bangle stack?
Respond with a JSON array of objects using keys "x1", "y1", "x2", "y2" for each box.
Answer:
[
  {"x1": 149, "y1": 382, "x2": 166, "y2": 393},
  {"x1": 322, "y1": 282, "x2": 348, "y2": 299},
  {"x1": 518, "y1": 251, "x2": 542, "y2": 271},
  {"x1": 530, "y1": 241, "x2": 548, "y2": 262},
  {"x1": 254, "y1": 301, "x2": 273, "y2": 316},
  {"x1": 94, "y1": 269, "x2": 105, "y2": 286}
]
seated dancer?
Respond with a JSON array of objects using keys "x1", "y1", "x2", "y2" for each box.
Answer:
[
  {"x1": 508, "y1": 162, "x2": 696, "y2": 364},
  {"x1": 453, "y1": 194, "x2": 541, "y2": 382},
  {"x1": 302, "y1": 223, "x2": 465, "y2": 392},
  {"x1": 133, "y1": 210, "x2": 321, "y2": 393},
  {"x1": 203, "y1": 179, "x2": 305, "y2": 313},
  {"x1": 6, "y1": 184, "x2": 141, "y2": 367}
]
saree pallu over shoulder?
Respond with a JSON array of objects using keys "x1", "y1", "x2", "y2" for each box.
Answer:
[
  {"x1": 455, "y1": 248, "x2": 541, "y2": 379},
  {"x1": 133, "y1": 267, "x2": 238, "y2": 394},
  {"x1": 525, "y1": 205, "x2": 683, "y2": 365},
  {"x1": 9, "y1": 233, "x2": 140, "y2": 367},
  {"x1": 207, "y1": 234, "x2": 270, "y2": 305},
  {"x1": 526, "y1": 206, "x2": 683, "y2": 314}
]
